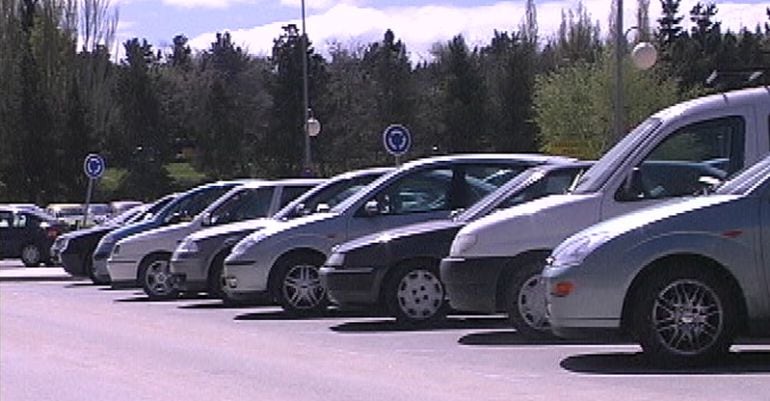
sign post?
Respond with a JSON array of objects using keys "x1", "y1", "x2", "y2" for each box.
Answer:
[
  {"x1": 382, "y1": 124, "x2": 412, "y2": 166},
  {"x1": 82, "y1": 153, "x2": 105, "y2": 227}
]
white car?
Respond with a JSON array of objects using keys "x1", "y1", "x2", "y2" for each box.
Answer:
[
  {"x1": 107, "y1": 179, "x2": 322, "y2": 298},
  {"x1": 440, "y1": 86, "x2": 770, "y2": 338},
  {"x1": 223, "y1": 154, "x2": 574, "y2": 314},
  {"x1": 544, "y1": 156, "x2": 770, "y2": 366}
]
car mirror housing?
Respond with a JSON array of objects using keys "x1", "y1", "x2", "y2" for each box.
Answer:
[{"x1": 363, "y1": 200, "x2": 380, "y2": 216}]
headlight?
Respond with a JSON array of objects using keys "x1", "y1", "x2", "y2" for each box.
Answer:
[
  {"x1": 450, "y1": 233, "x2": 477, "y2": 256},
  {"x1": 176, "y1": 238, "x2": 199, "y2": 255},
  {"x1": 325, "y1": 252, "x2": 345, "y2": 267},
  {"x1": 551, "y1": 231, "x2": 613, "y2": 267}
]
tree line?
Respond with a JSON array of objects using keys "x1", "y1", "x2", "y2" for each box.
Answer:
[{"x1": 1, "y1": 0, "x2": 768, "y2": 202}]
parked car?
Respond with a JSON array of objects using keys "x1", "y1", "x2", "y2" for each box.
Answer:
[
  {"x1": 92, "y1": 180, "x2": 254, "y2": 285},
  {"x1": 320, "y1": 161, "x2": 591, "y2": 324},
  {"x1": 52, "y1": 195, "x2": 176, "y2": 283},
  {"x1": 46, "y1": 203, "x2": 85, "y2": 228},
  {"x1": 544, "y1": 156, "x2": 770, "y2": 366},
  {"x1": 170, "y1": 167, "x2": 393, "y2": 301},
  {"x1": 440, "y1": 86, "x2": 770, "y2": 338},
  {"x1": 223, "y1": 154, "x2": 574, "y2": 314},
  {"x1": 109, "y1": 179, "x2": 322, "y2": 297},
  {"x1": 0, "y1": 206, "x2": 67, "y2": 266},
  {"x1": 110, "y1": 200, "x2": 143, "y2": 215}
]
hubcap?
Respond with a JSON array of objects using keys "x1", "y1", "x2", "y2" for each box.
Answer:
[
  {"x1": 517, "y1": 273, "x2": 550, "y2": 331},
  {"x1": 282, "y1": 264, "x2": 324, "y2": 310},
  {"x1": 146, "y1": 260, "x2": 173, "y2": 296},
  {"x1": 22, "y1": 246, "x2": 40, "y2": 264},
  {"x1": 652, "y1": 279, "x2": 723, "y2": 355},
  {"x1": 396, "y1": 269, "x2": 444, "y2": 320}
]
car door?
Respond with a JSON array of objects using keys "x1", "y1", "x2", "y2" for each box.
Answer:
[
  {"x1": 760, "y1": 178, "x2": 770, "y2": 317},
  {"x1": 603, "y1": 114, "x2": 749, "y2": 219}
]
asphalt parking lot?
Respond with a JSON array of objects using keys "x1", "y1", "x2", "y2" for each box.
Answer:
[{"x1": 2, "y1": 260, "x2": 769, "y2": 401}]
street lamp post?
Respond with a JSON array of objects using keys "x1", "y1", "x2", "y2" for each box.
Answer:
[
  {"x1": 301, "y1": 0, "x2": 312, "y2": 174},
  {"x1": 613, "y1": 0, "x2": 657, "y2": 142}
]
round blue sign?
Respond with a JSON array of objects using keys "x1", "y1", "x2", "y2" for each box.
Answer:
[
  {"x1": 382, "y1": 124, "x2": 411, "y2": 156},
  {"x1": 83, "y1": 153, "x2": 106, "y2": 179}
]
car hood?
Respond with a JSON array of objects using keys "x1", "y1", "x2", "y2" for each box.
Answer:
[
  {"x1": 188, "y1": 218, "x2": 278, "y2": 242},
  {"x1": 337, "y1": 219, "x2": 463, "y2": 254},
  {"x1": 63, "y1": 225, "x2": 115, "y2": 241},
  {"x1": 575, "y1": 194, "x2": 738, "y2": 240}
]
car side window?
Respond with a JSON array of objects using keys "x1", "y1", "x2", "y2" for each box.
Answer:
[
  {"x1": 0, "y1": 212, "x2": 12, "y2": 228},
  {"x1": 279, "y1": 186, "x2": 313, "y2": 209},
  {"x1": 210, "y1": 187, "x2": 274, "y2": 225},
  {"x1": 12, "y1": 213, "x2": 27, "y2": 228},
  {"x1": 362, "y1": 164, "x2": 521, "y2": 216},
  {"x1": 616, "y1": 116, "x2": 745, "y2": 202}
]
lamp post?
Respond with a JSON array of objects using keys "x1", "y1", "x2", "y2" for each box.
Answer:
[
  {"x1": 301, "y1": 0, "x2": 312, "y2": 174},
  {"x1": 612, "y1": 0, "x2": 657, "y2": 142}
]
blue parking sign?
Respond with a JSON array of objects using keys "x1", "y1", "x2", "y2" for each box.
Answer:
[
  {"x1": 383, "y1": 124, "x2": 411, "y2": 157},
  {"x1": 83, "y1": 154, "x2": 105, "y2": 179}
]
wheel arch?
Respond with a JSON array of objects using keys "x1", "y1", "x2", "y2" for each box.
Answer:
[
  {"x1": 136, "y1": 251, "x2": 173, "y2": 281},
  {"x1": 267, "y1": 247, "x2": 327, "y2": 299},
  {"x1": 379, "y1": 256, "x2": 442, "y2": 304},
  {"x1": 494, "y1": 249, "x2": 552, "y2": 311},
  {"x1": 619, "y1": 253, "x2": 749, "y2": 336}
]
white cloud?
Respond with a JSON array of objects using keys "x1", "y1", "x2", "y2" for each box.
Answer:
[
  {"x1": 188, "y1": 1, "x2": 769, "y2": 62},
  {"x1": 279, "y1": 0, "x2": 365, "y2": 11}
]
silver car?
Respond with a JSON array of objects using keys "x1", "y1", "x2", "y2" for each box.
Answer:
[{"x1": 543, "y1": 156, "x2": 770, "y2": 366}]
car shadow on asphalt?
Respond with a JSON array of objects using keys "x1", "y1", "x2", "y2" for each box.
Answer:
[
  {"x1": 178, "y1": 300, "x2": 273, "y2": 310},
  {"x1": 559, "y1": 349, "x2": 770, "y2": 374},
  {"x1": 329, "y1": 316, "x2": 511, "y2": 333},
  {"x1": 114, "y1": 293, "x2": 209, "y2": 303},
  {"x1": 457, "y1": 330, "x2": 630, "y2": 346},
  {"x1": 64, "y1": 282, "x2": 97, "y2": 288},
  {"x1": 234, "y1": 307, "x2": 381, "y2": 321}
]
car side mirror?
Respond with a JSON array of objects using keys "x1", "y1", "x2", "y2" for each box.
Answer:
[
  {"x1": 201, "y1": 212, "x2": 212, "y2": 226},
  {"x1": 615, "y1": 167, "x2": 646, "y2": 202},
  {"x1": 294, "y1": 203, "x2": 308, "y2": 216},
  {"x1": 315, "y1": 203, "x2": 330, "y2": 213},
  {"x1": 363, "y1": 200, "x2": 380, "y2": 216},
  {"x1": 166, "y1": 212, "x2": 183, "y2": 225}
]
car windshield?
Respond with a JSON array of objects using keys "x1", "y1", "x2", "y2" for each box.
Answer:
[
  {"x1": 104, "y1": 206, "x2": 144, "y2": 225},
  {"x1": 455, "y1": 169, "x2": 542, "y2": 222},
  {"x1": 572, "y1": 118, "x2": 662, "y2": 194},
  {"x1": 714, "y1": 156, "x2": 770, "y2": 195}
]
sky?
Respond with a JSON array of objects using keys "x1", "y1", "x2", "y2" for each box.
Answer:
[{"x1": 110, "y1": 0, "x2": 769, "y2": 62}]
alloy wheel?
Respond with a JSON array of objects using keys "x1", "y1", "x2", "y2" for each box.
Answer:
[{"x1": 282, "y1": 264, "x2": 325, "y2": 310}]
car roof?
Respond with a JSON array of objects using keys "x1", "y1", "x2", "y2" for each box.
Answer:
[
  {"x1": 653, "y1": 86, "x2": 770, "y2": 122},
  {"x1": 397, "y1": 153, "x2": 576, "y2": 170},
  {"x1": 234, "y1": 178, "x2": 325, "y2": 189}
]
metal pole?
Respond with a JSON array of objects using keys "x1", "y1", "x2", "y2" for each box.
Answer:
[
  {"x1": 82, "y1": 178, "x2": 93, "y2": 228},
  {"x1": 301, "y1": 0, "x2": 311, "y2": 173},
  {"x1": 613, "y1": 0, "x2": 625, "y2": 142}
]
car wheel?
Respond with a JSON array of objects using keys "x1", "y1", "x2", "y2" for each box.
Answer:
[
  {"x1": 273, "y1": 254, "x2": 327, "y2": 315},
  {"x1": 21, "y1": 244, "x2": 42, "y2": 267},
  {"x1": 634, "y1": 264, "x2": 737, "y2": 366},
  {"x1": 506, "y1": 259, "x2": 554, "y2": 339},
  {"x1": 385, "y1": 263, "x2": 447, "y2": 325},
  {"x1": 140, "y1": 255, "x2": 179, "y2": 300}
]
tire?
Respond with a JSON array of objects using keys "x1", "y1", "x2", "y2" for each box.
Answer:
[
  {"x1": 139, "y1": 254, "x2": 179, "y2": 300},
  {"x1": 633, "y1": 263, "x2": 737, "y2": 366},
  {"x1": 505, "y1": 259, "x2": 554, "y2": 339},
  {"x1": 385, "y1": 262, "x2": 447, "y2": 325},
  {"x1": 272, "y1": 253, "x2": 328, "y2": 315},
  {"x1": 21, "y1": 244, "x2": 42, "y2": 267},
  {"x1": 207, "y1": 251, "x2": 228, "y2": 300}
]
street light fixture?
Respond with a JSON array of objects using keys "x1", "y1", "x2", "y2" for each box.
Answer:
[{"x1": 613, "y1": 0, "x2": 657, "y2": 141}]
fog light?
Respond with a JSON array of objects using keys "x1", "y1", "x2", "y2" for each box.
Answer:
[
  {"x1": 226, "y1": 277, "x2": 238, "y2": 288},
  {"x1": 552, "y1": 281, "x2": 574, "y2": 297}
]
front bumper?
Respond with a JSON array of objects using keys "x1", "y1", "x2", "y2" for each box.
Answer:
[
  {"x1": 106, "y1": 259, "x2": 140, "y2": 286},
  {"x1": 60, "y1": 251, "x2": 87, "y2": 276},
  {"x1": 170, "y1": 256, "x2": 209, "y2": 292},
  {"x1": 91, "y1": 254, "x2": 112, "y2": 283},
  {"x1": 543, "y1": 262, "x2": 623, "y2": 339},
  {"x1": 221, "y1": 261, "x2": 270, "y2": 302},
  {"x1": 440, "y1": 256, "x2": 510, "y2": 313},
  {"x1": 319, "y1": 265, "x2": 386, "y2": 307}
]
